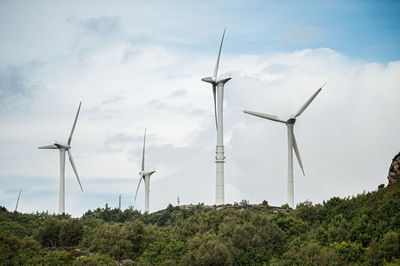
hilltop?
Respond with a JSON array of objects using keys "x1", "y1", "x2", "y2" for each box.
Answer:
[{"x1": 1, "y1": 178, "x2": 399, "y2": 265}]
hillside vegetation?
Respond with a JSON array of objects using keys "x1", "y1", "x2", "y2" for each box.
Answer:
[{"x1": 1, "y1": 181, "x2": 400, "y2": 265}]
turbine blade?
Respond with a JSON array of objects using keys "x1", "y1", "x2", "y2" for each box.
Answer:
[
  {"x1": 67, "y1": 102, "x2": 82, "y2": 145},
  {"x1": 38, "y1": 144, "x2": 58, "y2": 149},
  {"x1": 213, "y1": 84, "x2": 218, "y2": 129},
  {"x1": 141, "y1": 129, "x2": 146, "y2": 171},
  {"x1": 213, "y1": 28, "x2": 226, "y2": 80},
  {"x1": 67, "y1": 149, "x2": 83, "y2": 191},
  {"x1": 292, "y1": 132, "x2": 305, "y2": 176},
  {"x1": 294, "y1": 82, "x2": 325, "y2": 118},
  {"x1": 134, "y1": 176, "x2": 143, "y2": 202},
  {"x1": 15, "y1": 188, "x2": 22, "y2": 212},
  {"x1": 243, "y1": 110, "x2": 286, "y2": 123}
]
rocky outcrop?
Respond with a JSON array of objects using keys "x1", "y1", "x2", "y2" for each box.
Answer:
[
  {"x1": 388, "y1": 152, "x2": 400, "y2": 185},
  {"x1": 119, "y1": 259, "x2": 133, "y2": 265}
]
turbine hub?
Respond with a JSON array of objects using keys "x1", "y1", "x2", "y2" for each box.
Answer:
[{"x1": 287, "y1": 118, "x2": 296, "y2": 125}]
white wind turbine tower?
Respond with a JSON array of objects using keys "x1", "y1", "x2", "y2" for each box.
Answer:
[
  {"x1": 39, "y1": 102, "x2": 83, "y2": 214},
  {"x1": 202, "y1": 28, "x2": 231, "y2": 205},
  {"x1": 244, "y1": 83, "x2": 325, "y2": 208},
  {"x1": 134, "y1": 129, "x2": 156, "y2": 213}
]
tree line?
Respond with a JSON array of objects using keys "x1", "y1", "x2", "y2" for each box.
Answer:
[{"x1": 1, "y1": 181, "x2": 400, "y2": 265}]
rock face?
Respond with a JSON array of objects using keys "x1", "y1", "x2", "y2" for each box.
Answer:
[{"x1": 388, "y1": 152, "x2": 400, "y2": 185}]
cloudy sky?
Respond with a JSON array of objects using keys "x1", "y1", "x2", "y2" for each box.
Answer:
[{"x1": 1, "y1": 0, "x2": 399, "y2": 216}]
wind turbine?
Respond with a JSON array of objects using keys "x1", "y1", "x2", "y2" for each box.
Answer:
[
  {"x1": 14, "y1": 188, "x2": 22, "y2": 212},
  {"x1": 201, "y1": 28, "x2": 231, "y2": 205},
  {"x1": 243, "y1": 83, "x2": 325, "y2": 208},
  {"x1": 39, "y1": 102, "x2": 83, "y2": 214},
  {"x1": 134, "y1": 129, "x2": 156, "y2": 213}
]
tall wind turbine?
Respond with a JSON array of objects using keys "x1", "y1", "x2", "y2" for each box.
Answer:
[
  {"x1": 202, "y1": 28, "x2": 231, "y2": 205},
  {"x1": 39, "y1": 102, "x2": 83, "y2": 214},
  {"x1": 244, "y1": 83, "x2": 325, "y2": 208},
  {"x1": 134, "y1": 129, "x2": 156, "y2": 213},
  {"x1": 15, "y1": 188, "x2": 22, "y2": 212}
]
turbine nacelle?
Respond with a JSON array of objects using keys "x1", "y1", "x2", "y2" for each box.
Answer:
[
  {"x1": 55, "y1": 143, "x2": 71, "y2": 150},
  {"x1": 139, "y1": 170, "x2": 156, "y2": 177},
  {"x1": 201, "y1": 76, "x2": 232, "y2": 85}
]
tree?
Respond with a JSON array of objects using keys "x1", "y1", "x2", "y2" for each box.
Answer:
[
  {"x1": 380, "y1": 231, "x2": 400, "y2": 262},
  {"x1": 120, "y1": 220, "x2": 147, "y2": 257},
  {"x1": 270, "y1": 214, "x2": 307, "y2": 238},
  {"x1": 91, "y1": 223, "x2": 137, "y2": 260},
  {"x1": 59, "y1": 219, "x2": 84, "y2": 246},
  {"x1": 91, "y1": 224, "x2": 124, "y2": 259},
  {"x1": 330, "y1": 241, "x2": 365, "y2": 264},
  {"x1": 280, "y1": 242, "x2": 340, "y2": 266},
  {"x1": 295, "y1": 200, "x2": 318, "y2": 224},
  {"x1": 365, "y1": 239, "x2": 381, "y2": 266},
  {"x1": 181, "y1": 233, "x2": 234, "y2": 266},
  {"x1": 349, "y1": 214, "x2": 374, "y2": 247},
  {"x1": 240, "y1": 199, "x2": 249, "y2": 205},
  {"x1": 0, "y1": 229, "x2": 20, "y2": 262},
  {"x1": 141, "y1": 238, "x2": 186, "y2": 265},
  {"x1": 36, "y1": 217, "x2": 63, "y2": 247}
]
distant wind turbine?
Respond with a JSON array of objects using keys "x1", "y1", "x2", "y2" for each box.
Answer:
[
  {"x1": 201, "y1": 28, "x2": 231, "y2": 205},
  {"x1": 134, "y1": 129, "x2": 156, "y2": 213},
  {"x1": 15, "y1": 188, "x2": 22, "y2": 212},
  {"x1": 39, "y1": 102, "x2": 83, "y2": 214},
  {"x1": 244, "y1": 83, "x2": 325, "y2": 208}
]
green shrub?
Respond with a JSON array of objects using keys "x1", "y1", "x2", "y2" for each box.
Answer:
[
  {"x1": 181, "y1": 232, "x2": 234, "y2": 266},
  {"x1": 59, "y1": 219, "x2": 84, "y2": 246},
  {"x1": 379, "y1": 231, "x2": 400, "y2": 262},
  {"x1": 330, "y1": 241, "x2": 365, "y2": 263},
  {"x1": 26, "y1": 251, "x2": 73, "y2": 265},
  {"x1": 37, "y1": 217, "x2": 63, "y2": 247}
]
